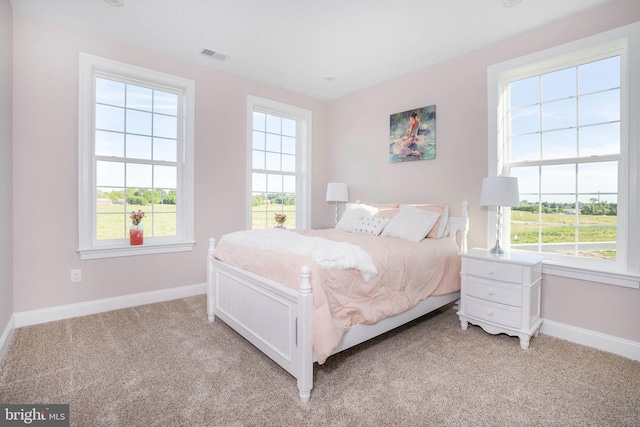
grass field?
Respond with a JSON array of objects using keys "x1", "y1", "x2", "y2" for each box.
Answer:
[{"x1": 510, "y1": 211, "x2": 617, "y2": 244}]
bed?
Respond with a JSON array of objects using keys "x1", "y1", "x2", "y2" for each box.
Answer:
[{"x1": 207, "y1": 201, "x2": 469, "y2": 402}]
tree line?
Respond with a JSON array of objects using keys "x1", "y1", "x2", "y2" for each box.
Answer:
[
  {"x1": 514, "y1": 199, "x2": 617, "y2": 215},
  {"x1": 97, "y1": 188, "x2": 177, "y2": 205}
]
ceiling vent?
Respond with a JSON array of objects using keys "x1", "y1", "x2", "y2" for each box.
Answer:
[{"x1": 201, "y1": 49, "x2": 229, "y2": 62}]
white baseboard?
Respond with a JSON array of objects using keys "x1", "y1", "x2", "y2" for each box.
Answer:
[
  {"x1": 540, "y1": 319, "x2": 640, "y2": 362},
  {"x1": 14, "y1": 283, "x2": 207, "y2": 328},
  {"x1": 0, "y1": 314, "x2": 15, "y2": 363}
]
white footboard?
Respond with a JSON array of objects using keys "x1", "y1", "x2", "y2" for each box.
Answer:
[{"x1": 207, "y1": 238, "x2": 314, "y2": 402}]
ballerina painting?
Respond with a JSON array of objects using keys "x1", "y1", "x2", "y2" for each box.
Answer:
[{"x1": 389, "y1": 105, "x2": 436, "y2": 162}]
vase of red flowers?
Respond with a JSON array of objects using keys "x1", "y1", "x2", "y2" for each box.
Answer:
[
  {"x1": 130, "y1": 210, "x2": 145, "y2": 245},
  {"x1": 274, "y1": 213, "x2": 287, "y2": 229}
]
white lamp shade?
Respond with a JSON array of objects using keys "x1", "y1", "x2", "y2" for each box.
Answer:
[
  {"x1": 326, "y1": 182, "x2": 349, "y2": 202},
  {"x1": 480, "y1": 176, "x2": 520, "y2": 207}
]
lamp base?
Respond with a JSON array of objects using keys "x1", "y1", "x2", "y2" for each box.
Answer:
[{"x1": 490, "y1": 241, "x2": 505, "y2": 255}]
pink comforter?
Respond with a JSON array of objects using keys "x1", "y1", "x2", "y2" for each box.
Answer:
[{"x1": 213, "y1": 229, "x2": 461, "y2": 364}]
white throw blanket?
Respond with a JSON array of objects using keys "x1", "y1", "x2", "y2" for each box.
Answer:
[{"x1": 220, "y1": 229, "x2": 378, "y2": 281}]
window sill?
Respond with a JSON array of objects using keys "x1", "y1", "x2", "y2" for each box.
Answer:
[
  {"x1": 542, "y1": 260, "x2": 640, "y2": 289},
  {"x1": 78, "y1": 240, "x2": 196, "y2": 260}
]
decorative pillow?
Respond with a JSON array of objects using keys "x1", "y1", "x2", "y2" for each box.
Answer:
[
  {"x1": 352, "y1": 216, "x2": 390, "y2": 236},
  {"x1": 380, "y1": 206, "x2": 440, "y2": 242},
  {"x1": 371, "y1": 202, "x2": 400, "y2": 209},
  {"x1": 375, "y1": 207, "x2": 400, "y2": 219},
  {"x1": 402, "y1": 203, "x2": 450, "y2": 238},
  {"x1": 336, "y1": 203, "x2": 379, "y2": 231}
]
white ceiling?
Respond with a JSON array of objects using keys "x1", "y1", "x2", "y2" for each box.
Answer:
[{"x1": 9, "y1": 0, "x2": 616, "y2": 100}]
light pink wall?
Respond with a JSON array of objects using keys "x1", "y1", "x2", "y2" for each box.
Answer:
[
  {"x1": 11, "y1": 11, "x2": 328, "y2": 312},
  {"x1": 326, "y1": 0, "x2": 640, "y2": 342},
  {"x1": 0, "y1": 0, "x2": 13, "y2": 333}
]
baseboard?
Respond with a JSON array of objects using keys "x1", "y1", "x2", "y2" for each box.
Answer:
[
  {"x1": 0, "y1": 314, "x2": 15, "y2": 364},
  {"x1": 14, "y1": 283, "x2": 207, "y2": 328},
  {"x1": 540, "y1": 319, "x2": 640, "y2": 362}
]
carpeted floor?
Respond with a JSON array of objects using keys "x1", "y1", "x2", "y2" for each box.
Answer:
[{"x1": 1, "y1": 295, "x2": 638, "y2": 426}]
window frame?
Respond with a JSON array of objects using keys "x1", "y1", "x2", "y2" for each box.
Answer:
[
  {"x1": 246, "y1": 95, "x2": 312, "y2": 230},
  {"x1": 78, "y1": 53, "x2": 195, "y2": 259},
  {"x1": 487, "y1": 23, "x2": 640, "y2": 288}
]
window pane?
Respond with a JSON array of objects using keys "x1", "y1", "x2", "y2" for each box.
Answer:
[
  {"x1": 542, "y1": 68, "x2": 576, "y2": 102},
  {"x1": 252, "y1": 150, "x2": 265, "y2": 170},
  {"x1": 542, "y1": 128, "x2": 577, "y2": 160},
  {"x1": 282, "y1": 136, "x2": 296, "y2": 155},
  {"x1": 126, "y1": 85, "x2": 153, "y2": 112},
  {"x1": 578, "y1": 161, "x2": 617, "y2": 195},
  {"x1": 126, "y1": 109, "x2": 152, "y2": 135},
  {"x1": 282, "y1": 118, "x2": 296, "y2": 137},
  {"x1": 153, "y1": 212, "x2": 177, "y2": 237},
  {"x1": 96, "y1": 213, "x2": 126, "y2": 240},
  {"x1": 96, "y1": 78, "x2": 125, "y2": 107},
  {"x1": 542, "y1": 98, "x2": 576, "y2": 131},
  {"x1": 510, "y1": 134, "x2": 540, "y2": 162},
  {"x1": 579, "y1": 123, "x2": 620, "y2": 156},
  {"x1": 95, "y1": 104, "x2": 124, "y2": 132},
  {"x1": 154, "y1": 91, "x2": 178, "y2": 116},
  {"x1": 253, "y1": 131, "x2": 265, "y2": 150},
  {"x1": 153, "y1": 137, "x2": 177, "y2": 162},
  {"x1": 511, "y1": 166, "x2": 539, "y2": 197},
  {"x1": 126, "y1": 135, "x2": 152, "y2": 160},
  {"x1": 153, "y1": 114, "x2": 177, "y2": 138},
  {"x1": 266, "y1": 115, "x2": 281, "y2": 133},
  {"x1": 267, "y1": 174, "x2": 282, "y2": 192},
  {"x1": 282, "y1": 154, "x2": 296, "y2": 173},
  {"x1": 154, "y1": 165, "x2": 177, "y2": 189},
  {"x1": 509, "y1": 76, "x2": 539, "y2": 108},
  {"x1": 126, "y1": 163, "x2": 152, "y2": 188},
  {"x1": 97, "y1": 161, "x2": 124, "y2": 187},
  {"x1": 253, "y1": 112, "x2": 266, "y2": 131},
  {"x1": 283, "y1": 175, "x2": 296, "y2": 193},
  {"x1": 541, "y1": 164, "x2": 575, "y2": 194},
  {"x1": 579, "y1": 56, "x2": 620, "y2": 94},
  {"x1": 510, "y1": 105, "x2": 540, "y2": 135},
  {"x1": 266, "y1": 152, "x2": 281, "y2": 171},
  {"x1": 266, "y1": 133, "x2": 280, "y2": 152},
  {"x1": 579, "y1": 89, "x2": 620, "y2": 126},
  {"x1": 95, "y1": 130, "x2": 124, "y2": 157},
  {"x1": 252, "y1": 173, "x2": 266, "y2": 192}
]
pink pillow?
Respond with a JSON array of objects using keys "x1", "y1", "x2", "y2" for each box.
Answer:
[{"x1": 403, "y1": 204, "x2": 449, "y2": 239}]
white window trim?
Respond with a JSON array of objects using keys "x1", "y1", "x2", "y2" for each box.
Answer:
[
  {"x1": 246, "y1": 95, "x2": 312, "y2": 230},
  {"x1": 78, "y1": 53, "x2": 195, "y2": 259},
  {"x1": 487, "y1": 23, "x2": 640, "y2": 288}
]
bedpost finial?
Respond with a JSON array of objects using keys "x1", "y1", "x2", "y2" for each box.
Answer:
[{"x1": 300, "y1": 266, "x2": 312, "y2": 293}]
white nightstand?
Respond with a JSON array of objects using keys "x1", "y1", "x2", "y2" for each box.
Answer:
[{"x1": 457, "y1": 248, "x2": 543, "y2": 349}]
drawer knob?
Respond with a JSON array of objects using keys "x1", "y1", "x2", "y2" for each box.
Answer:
[
  {"x1": 487, "y1": 309, "x2": 494, "y2": 317},
  {"x1": 488, "y1": 289, "x2": 495, "y2": 296},
  {"x1": 488, "y1": 269, "x2": 495, "y2": 275}
]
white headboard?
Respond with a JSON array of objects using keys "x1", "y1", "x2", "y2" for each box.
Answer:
[{"x1": 447, "y1": 201, "x2": 469, "y2": 252}]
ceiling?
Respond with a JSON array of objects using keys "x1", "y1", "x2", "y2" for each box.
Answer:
[{"x1": 9, "y1": 0, "x2": 616, "y2": 100}]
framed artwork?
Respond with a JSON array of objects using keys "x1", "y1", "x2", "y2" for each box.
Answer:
[{"x1": 389, "y1": 105, "x2": 436, "y2": 163}]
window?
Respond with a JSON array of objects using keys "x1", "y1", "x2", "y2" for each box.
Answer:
[
  {"x1": 488, "y1": 23, "x2": 639, "y2": 287},
  {"x1": 247, "y1": 96, "x2": 311, "y2": 230},
  {"x1": 78, "y1": 54, "x2": 195, "y2": 259}
]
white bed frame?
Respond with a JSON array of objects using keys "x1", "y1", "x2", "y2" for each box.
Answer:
[{"x1": 207, "y1": 201, "x2": 468, "y2": 402}]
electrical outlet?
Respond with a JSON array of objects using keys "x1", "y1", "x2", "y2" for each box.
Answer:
[{"x1": 71, "y1": 269, "x2": 82, "y2": 283}]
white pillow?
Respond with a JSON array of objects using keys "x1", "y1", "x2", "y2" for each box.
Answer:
[
  {"x1": 380, "y1": 206, "x2": 440, "y2": 242},
  {"x1": 336, "y1": 203, "x2": 379, "y2": 231},
  {"x1": 352, "y1": 216, "x2": 390, "y2": 236}
]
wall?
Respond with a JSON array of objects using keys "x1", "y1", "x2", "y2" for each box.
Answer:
[
  {"x1": 11, "y1": 11, "x2": 329, "y2": 313},
  {"x1": 0, "y1": 0, "x2": 14, "y2": 342},
  {"x1": 326, "y1": 0, "x2": 640, "y2": 342}
]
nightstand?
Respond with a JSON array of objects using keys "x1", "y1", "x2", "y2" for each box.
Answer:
[{"x1": 457, "y1": 248, "x2": 543, "y2": 349}]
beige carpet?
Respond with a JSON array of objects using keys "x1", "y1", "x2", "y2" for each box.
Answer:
[{"x1": 1, "y1": 295, "x2": 638, "y2": 426}]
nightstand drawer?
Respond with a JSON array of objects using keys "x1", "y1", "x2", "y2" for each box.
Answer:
[
  {"x1": 465, "y1": 277, "x2": 522, "y2": 307},
  {"x1": 464, "y1": 258, "x2": 523, "y2": 283},
  {"x1": 465, "y1": 296, "x2": 521, "y2": 329}
]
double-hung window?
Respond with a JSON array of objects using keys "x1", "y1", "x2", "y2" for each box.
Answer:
[
  {"x1": 248, "y1": 96, "x2": 311, "y2": 230},
  {"x1": 78, "y1": 54, "x2": 195, "y2": 259},
  {"x1": 488, "y1": 23, "x2": 640, "y2": 287}
]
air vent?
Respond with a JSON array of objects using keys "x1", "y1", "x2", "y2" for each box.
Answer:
[{"x1": 201, "y1": 49, "x2": 229, "y2": 62}]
